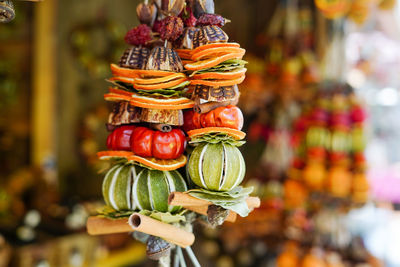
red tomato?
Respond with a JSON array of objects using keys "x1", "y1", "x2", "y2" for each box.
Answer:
[
  {"x1": 153, "y1": 129, "x2": 186, "y2": 159},
  {"x1": 130, "y1": 127, "x2": 186, "y2": 159},
  {"x1": 106, "y1": 125, "x2": 136, "y2": 151},
  {"x1": 130, "y1": 127, "x2": 154, "y2": 157}
]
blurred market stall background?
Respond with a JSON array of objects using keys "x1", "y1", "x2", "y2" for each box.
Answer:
[{"x1": 1, "y1": 0, "x2": 400, "y2": 266}]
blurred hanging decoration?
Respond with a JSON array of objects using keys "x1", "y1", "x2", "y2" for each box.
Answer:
[
  {"x1": 288, "y1": 83, "x2": 369, "y2": 205},
  {"x1": 314, "y1": 0, "x2": 398, "y2": 25},
  {"x1": 85, "y1": 0, "x2": 260, "y2": 266}
]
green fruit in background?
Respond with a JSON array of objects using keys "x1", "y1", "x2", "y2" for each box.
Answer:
[
  {"x1": 102, "y1": 164, "x2": 187, "y2": 213},
  {"x1": 188, "y1": 143, "x2": 245, "y2": 192}
]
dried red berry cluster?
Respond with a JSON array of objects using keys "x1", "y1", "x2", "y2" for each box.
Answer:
[
  {"x1": 158, "y1": 16, "x2": 184, "y2": 42},
  {"x1": 124, "y1": 24, "x2": 152, "y2": 46}
]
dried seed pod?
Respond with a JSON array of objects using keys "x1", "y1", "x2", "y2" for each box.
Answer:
[
  {"x1": 192, "y1": 84, "x2": 239, "y2": 102},
  {"x1": 0, "y1": 0, "x2": 15, "y2": 23},
  {"x1": 146, "y1": 236, "x2": 171, "y2": 261},
  {"x1": 136, "y1": 2, "x2": 157, "y2": 26},
  {"x1": 140, "y1": 108, "x2": 184, "y2": 126},
  {"x1": 179, "y1": 27, "x2": 201, "y2": 49},
  {"x1": 207, "y1": 205, "x2": 229, "y2": 227},
  {"x1": 119, "y1": 47, "x2": 150, "y2": 69},
  {"x1": 108, "y1": 102, "x2": 141, "y2": 128},
  {"x1": 168, "y1": 0, "x2": 186, "y2": 16},
  {"x1": 193, "y1": 25, "x2": 228, "y2": 48},
  {"x1": 193, "y1": 0, "x2": 215, "y2": 17},
  {"x1": 146, "y1": 46, "x2": 184, "y2": 72}
]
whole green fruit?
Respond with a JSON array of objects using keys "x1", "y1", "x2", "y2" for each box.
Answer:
[
  {"x1": 188, "y1": 143, "x2": 245, "y2": 192},
  {"x1": 102, "y1": 164, "x2": 187, "y2": 213}
]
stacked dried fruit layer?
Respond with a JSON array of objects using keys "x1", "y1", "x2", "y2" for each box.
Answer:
[
  {"x1": 176, "y1": 14, "x2": 250, "y2": 209},
  {"x1": 98, "y1": 9, "x2": 251, "y2": 219}
]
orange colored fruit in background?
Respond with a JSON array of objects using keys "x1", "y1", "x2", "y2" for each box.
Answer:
[
  {"x1": 303, "y1": 162, "x2": 326, "y2": 191},
  {"x1": 277, "y1": 251, "x2": 299, "y2": 267},
  {"x1": 284, "y1": 179, "x2": 308, "y2": 209},
  {"x1": 327, "y1": 167, "x2": 352, "y2": 198},
  {"x1": 302, "y1": 252, "x2": 327, "y2": 267}
]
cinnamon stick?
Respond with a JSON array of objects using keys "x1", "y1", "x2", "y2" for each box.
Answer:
[
  {"x1": 169, "y1": 192, "x2": 260, "y2": 215},
  {"x1": 86, "y1": 216, "x2": 132, "y2": 235},
  {"x1": 128, "y1": 213, "x2": 195, "y2": 248}
]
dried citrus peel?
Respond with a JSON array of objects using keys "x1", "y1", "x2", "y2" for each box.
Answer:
[{"x1": 97, "y1": 151, "x2": 187, "y2": 171}]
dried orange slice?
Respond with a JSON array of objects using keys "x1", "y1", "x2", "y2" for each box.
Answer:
[
  {"x1": 104, "y1": 93, "x2": 133, "y2": 102},
  {"x1": 109, "y1": 87, "x2": 133, "y2": 96},
  {"x1": 130, "y1": 93, "x2": 193, "y2": 105},
  {"x1": 187, "y1": 127, "x2": 246, "y2": 140},
  {"x1": 110, "y1": 64, "x2": 176, "y2": 78},
  {"x1": 128, "y1": 154, "x2": 187, "y2": 171},
  {"x1": 107, "y1": 88, "x2": 192, "y2": 105},
  {"x1": 109, "y1": 76, "x2": 135, "y2": 85},
  {"x1": 182, "y1": 60, "x2": 196, "y2": 65},
  {"x1": 97, "y1": 151, "x2": 187, "y2": 171},
  {"x1": 190, "y1": 75, "x2": 245, "y2": 87},
  {"x1": 191, "y1": 68, "x2": 247, "y2": 80},
  {"x1": 97, "y1": 151, "x2": 134, "y2": 160},
  {"x1": 192, "y1": 43, "x2": 240, "y2": 54},
  {"x1": 134, "y1": 73, "x2": 186, "y2": 85},
  {"x1": 130, "y1": 99, "x2": 195, "y2": 110},
  {"x1": 191, "y1": 47, "x2": 245, "y2": 61},
  {"x1": 184, "y1": 52, "x2": 245, "y2": 71},
  {"x1": 134, "y1": 78, "x2": 188, "y2": 90},
  {"x1": 176, "y1": 49, "x2": 193, "y2": 60}
]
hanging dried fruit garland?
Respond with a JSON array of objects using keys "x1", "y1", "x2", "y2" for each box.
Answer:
[{"x1": 86, "y1": 0, "x2": 259, "y2": 265}]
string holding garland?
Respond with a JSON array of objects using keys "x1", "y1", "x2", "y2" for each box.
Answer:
[{"x1": 86, "y1": 0, "x2": 260, "y2": 266}]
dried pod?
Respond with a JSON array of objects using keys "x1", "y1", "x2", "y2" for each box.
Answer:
[
  {"x1": 168, "y1": 0, "x2": 186, "y2": 16},
  {"x1": 179, "y1": 27, "x2": 201, "y2": 49},
  {"x1": 193, "y1": 0, "x2": 215, "y2": 17},
  {"x1": 136, "y1": 2, "x2": 157, "y2": 26},
  {"x1": 193, "y1": 25, "x2": 228, "y2": 48},
  {"x1": 0, "y1": 0, "x2": 15, "y2": 23},
  {"x1": 192, "y1": 84, "x2": 239, "y2": 102},
  {"x1": 207, "y1": 205, "x2": 229, "y2": 227},
  {"x1": 146, "y1": 236, "x2": 171, "y2": 261},
  {"x1": 108, "y1": 102, "x2": 141, "y2": 128},
  {"x1": 140, "y1": 108, "x2": 184, "y2": 126},
  {"x1": 146, "y1": 46, "x2": 184, "y2": 72},
  {"x1": 119, "y1": 47, "x2": 150, "y2": 69}
]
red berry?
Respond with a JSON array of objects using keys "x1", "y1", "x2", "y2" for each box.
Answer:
[
  {"x1": 179, "y1": 6, "x2": 197, "y2": 27},
  {"x1": 152, "y1": 20, "x2": 163, "y2": 33},
  {"x1": 124, "y1": 24, "x2": 152, "y2": 46},
  {"x1": 196, "y1": 14, "x2": 225, "y2": 27},
  {"x1": 159, "y1": 16, "x2": 184, "y2": 42}
]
